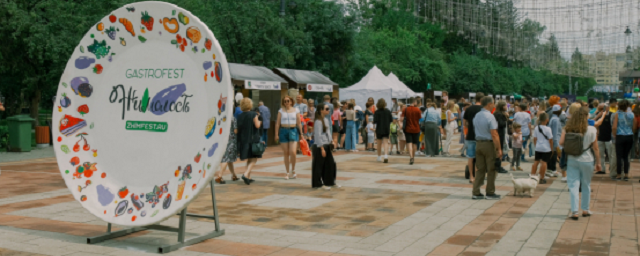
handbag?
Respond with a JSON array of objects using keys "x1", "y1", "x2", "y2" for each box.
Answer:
[
  {"x1": 299, "y1": 138, "x2": 311, "y2": 156},
  {"x1": 420, "y1": 108, "x2": 429, "y2": 130},
  {"x1": 250, "y1": 112, "x2": 266, "y2": 155}
]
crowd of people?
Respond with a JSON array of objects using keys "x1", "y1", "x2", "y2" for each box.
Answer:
[{"x1": 214, "y1": 91, "x2": 640, "y2": 219}]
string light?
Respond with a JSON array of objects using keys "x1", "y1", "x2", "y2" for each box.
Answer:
[{"x1": 355, "y1": 0, "x2": 640, "y2": 78}]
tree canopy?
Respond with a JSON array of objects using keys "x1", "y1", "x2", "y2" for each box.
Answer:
[{"x1": 0, "y1": 0, "x2": 597, "y2": 121}]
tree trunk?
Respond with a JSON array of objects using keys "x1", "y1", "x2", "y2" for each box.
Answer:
[{"x1": 30, "y1": 89, "x2": 41, "y2": 127}]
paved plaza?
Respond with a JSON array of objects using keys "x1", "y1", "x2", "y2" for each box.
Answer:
[{"x1": 1, "y1": 140, "x2": 639, "y2": 256}]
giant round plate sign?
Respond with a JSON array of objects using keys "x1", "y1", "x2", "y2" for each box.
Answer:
[{"x1": 53, "y1": 1, "x2": 232, "y2": 226}]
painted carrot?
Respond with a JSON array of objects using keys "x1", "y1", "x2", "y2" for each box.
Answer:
[{"x1": 119, "y1": 17, "x2": 135, "y2": 36}]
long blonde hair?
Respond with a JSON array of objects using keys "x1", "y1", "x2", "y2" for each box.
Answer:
[
  {"x1": 568, "y1": 103, "x2": 582, "y2": 116},
  {"x1": 446, "y1": 101, "x2": 456, "y2": 111},
  {"x1": 565, "y1": 106, "x2": 589, "y2": 134}
]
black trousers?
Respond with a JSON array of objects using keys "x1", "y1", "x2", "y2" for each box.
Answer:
[
  {"x1": 311, "y1": 144, "x2": 337, "y2": 188},
  {"x1": 616, "y1": 135, "x2": 633, "y2": 175},
  {"x1": 547, "y1": 150, "x2": 558, "y2": 171}
]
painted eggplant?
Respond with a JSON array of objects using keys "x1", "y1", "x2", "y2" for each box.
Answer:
[
  {"x1": 162, "y1": 193, "x2": 172, "y2": 209},
  {"x1": 214, "y1": 62, "x2": 223, "y2": 82},
  {"x1": 131, "y1": 193, "x2": 144, "y2": 211},
  {"x1": 115, "y1": 200, "x2": 128, "y2": 217},
  {"x1": 60, "y1": 94, "x2": 71, "y2": 108},
  {"x1": 150, "y1": 83, "x2": 187, "y2": 116},
  {"x1": 74, "y1": 56, "x2": 95, "y2": 69},
  {"x1": 141, "y1": 210, "x2": 147, "y2": 217}
]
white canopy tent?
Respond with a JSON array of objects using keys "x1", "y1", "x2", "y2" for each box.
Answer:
[
  {"x1": 386, "y1": 72, "x2": 420, "y2": 99},
  {"x1": 340, "y1": 66, "x2": 393, "y2": 110}
]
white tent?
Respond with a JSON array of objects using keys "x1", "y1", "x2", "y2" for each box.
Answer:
[
  {"x1": 340, "y1": 66, "x2": 393, "y2": 110},
  {"x1": 386, "y1": 72, "x2": 420, "y2": 99}
]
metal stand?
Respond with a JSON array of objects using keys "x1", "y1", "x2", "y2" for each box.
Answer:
[{"x1": 87, "y1": 179, "x2": 225, "y2": 254}]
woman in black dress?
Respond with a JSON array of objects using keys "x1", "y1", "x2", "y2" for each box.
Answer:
[
  {"x1": 374, "y1": 98, "x2": 393, "y2": 163},
  {"x1": 236, "y1": 98, "x2": 263, "y2": 185}
]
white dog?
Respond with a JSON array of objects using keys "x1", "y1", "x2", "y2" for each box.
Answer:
[{"x1": 511, "y1": 173, "x2": 540, "y2": 197}]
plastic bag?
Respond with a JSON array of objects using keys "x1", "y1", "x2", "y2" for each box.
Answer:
[{"x1": 299, "y1": 138, "x2": 311, "y2": 156}]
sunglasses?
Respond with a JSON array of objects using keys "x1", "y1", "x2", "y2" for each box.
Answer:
[
  {"x1": 284, "y1": 100, "x2": 290, "y2": 103},
  {"x1": 323, "y1": 108, "x2": 329, "y2": 111}
]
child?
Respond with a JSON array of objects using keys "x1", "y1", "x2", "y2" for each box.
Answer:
[
  {"x1": 511, "y1": 122, "x2": 523, "y2": 171},
  {"x1": 307, "y1": 120, "x2": 314, "y2": 145},
  {"x1": 531, "y1": 113, "x2": 553, "y2": 184},
  {"x1": 390, "y1": 116, "x2": 399, "y2": 154},
  {"x1": 367, "y1": 117, "x2": 375, "y2": 151}
]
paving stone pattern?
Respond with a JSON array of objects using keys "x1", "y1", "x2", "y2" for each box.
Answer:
[{"x1": 1, "y1": 140, "x2": 640, "y2": 256}]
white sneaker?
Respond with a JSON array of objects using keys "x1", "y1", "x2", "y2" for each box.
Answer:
[
  {"x1": 323, "y1": 186, "x2": 331, "y2": 191},
  {"x1": 561, "y1": 177, "x2": 567, "y2": 183},
  {"x1": 377, "y1": 156, "x2": 382, "y2": 162},
  {"x1": 416, "y1": 151, "x2": 425, "y2": 155}
]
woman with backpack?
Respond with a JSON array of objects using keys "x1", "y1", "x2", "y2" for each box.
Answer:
[
  {"x1": 560, "y1": 106, "x2": 600, "y2": 220},
  {"x1": 612, "y1": 100, "x2": 636, "y2": 181}
]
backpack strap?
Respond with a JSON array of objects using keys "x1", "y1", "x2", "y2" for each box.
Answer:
[{"x1": 538, "y1": 126, "x2": 549, "y2": 140}]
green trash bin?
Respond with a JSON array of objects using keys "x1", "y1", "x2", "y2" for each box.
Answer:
[{"x1": 7, "y1": 115, "x2": 35, "y2": 152}]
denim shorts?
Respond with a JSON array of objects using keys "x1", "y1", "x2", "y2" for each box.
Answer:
[
  {"x1": 279, "y1": 127, "x2": 298, "y2": 143},
  {"x1": 465, "y1": 141, "x2": 477, "y2": 158}
]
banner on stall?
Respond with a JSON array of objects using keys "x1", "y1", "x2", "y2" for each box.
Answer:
[
  {"x1": 307, "y1": 84, "x2": 333, "y2": 92},
  {"x1": 245, "y1": 80, "x2": 281, "y2": 90}
]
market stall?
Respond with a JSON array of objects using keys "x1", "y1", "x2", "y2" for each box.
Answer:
[
  {"x1": 340, "y1": 66, "x2": 393, "y2": 110},
  {"x1": 272, "y1": 68, "x2": 338, "y2": 104},
  {"x1": 386, "y1": 72, "x2": 420, "y2": 99},
  {"x1": 229, "y1": 63, "x2": 289, "y2": 146}
]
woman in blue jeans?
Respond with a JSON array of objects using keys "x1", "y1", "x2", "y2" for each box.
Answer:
[
  {"x1": 560, "y1": 106, "x2": 600, "y2": 220},
  {"x1": 612, "y1": 100, "x2": 636, "y2": 181},
  {"x1": 344, "y1": 103, "x2": 357, "y2": 151}
]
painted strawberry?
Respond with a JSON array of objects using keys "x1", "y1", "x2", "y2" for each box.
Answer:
[
  {"x1": 118, "y1": 187, "x2": 129, "y2": 199},
  {"x1": 204, "y1": 38, "x2": 212, "y2": 51},
  {"x1": 194, "y1": 152, "x2": 201, "y2": 163},
  {"x1": 141, "y1": 11, "x2": 154, "y2": 31},
  {"x1": 78, "y1": 104, "x2": 90, "y2": 116},
  {"x1": 93, "y1": 64, "x2": 103, "y2": 74}
]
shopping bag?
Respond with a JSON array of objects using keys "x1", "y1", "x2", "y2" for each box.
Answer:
[{"x1": 300, "y1": 138, "x2": 311, "y2": 156}]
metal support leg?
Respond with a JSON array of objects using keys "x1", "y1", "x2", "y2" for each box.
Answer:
[
  {"x1": 177, "y1": 209, "x2": 187, "y2": 243},
  {"x1": 87, "y1": 178, "x2": 225, "y2": 254},
  {"x1": 210, "y1": 179, "x2": 220, "y2": 232}
]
